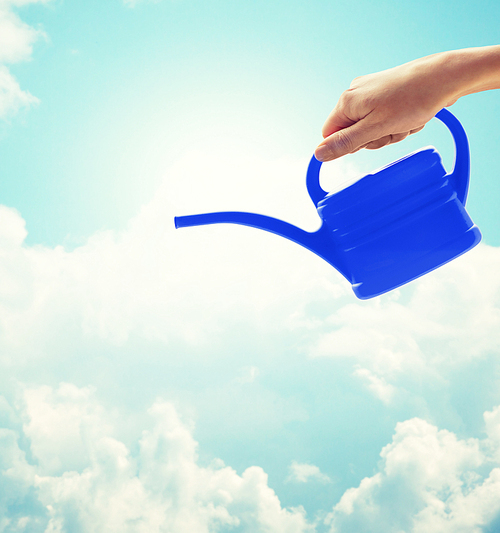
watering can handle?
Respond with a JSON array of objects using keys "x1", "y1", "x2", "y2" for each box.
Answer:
[
  {"x1": 434, "y1": 108, "x2": 470, "y2": 205},
  {"x1": 306, "y1": 108, "x2": 471, "y2": 206}
]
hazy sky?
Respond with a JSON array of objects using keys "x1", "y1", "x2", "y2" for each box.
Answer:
[{"x1": 1, "y1": 0, "x2": 500, "y2": 531}]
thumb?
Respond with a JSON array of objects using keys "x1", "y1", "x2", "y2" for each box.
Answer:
[{"x1": 315, "y1": 119, "x2": 382, "y2": 161}]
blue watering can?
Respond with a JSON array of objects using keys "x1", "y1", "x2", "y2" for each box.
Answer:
[{"x1": 174, "y1": 109, "x2": 481, "y2": 299}]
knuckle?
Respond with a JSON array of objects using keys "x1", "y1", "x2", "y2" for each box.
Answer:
[
  {"x1": 335, "y1": 128, "x2": 355, "y2": 154},
  {"x1": 350, "y1": 75, "x2": 365, "y2": 87},
  {"x1": 337, "y1": 89, "x2": 354, "y2": 109},
  {"x1": 339, "y1": 88, "x2": 350, "y2": 99}
]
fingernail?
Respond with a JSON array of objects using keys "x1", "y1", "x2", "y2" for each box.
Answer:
[{"x1": 315, "y1": 144, "x2": 330, "y2": 162}]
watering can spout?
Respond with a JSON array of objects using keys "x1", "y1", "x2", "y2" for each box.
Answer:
[{"x1": 174, "y1": 212, "x2": 350, "y2": 280}]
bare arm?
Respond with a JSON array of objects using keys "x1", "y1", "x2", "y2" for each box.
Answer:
[{"x1": 315, "y1": 46, "x2": 500, "y2": 162}]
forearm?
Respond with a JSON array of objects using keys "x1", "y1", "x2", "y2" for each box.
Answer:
[{"x1": 412, "y1": 46, "x2": 500, "y2": 107}]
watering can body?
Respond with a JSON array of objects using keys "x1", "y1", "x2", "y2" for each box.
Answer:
[{"x1": 175, "y1": 109, "x2": 481, "y2": 299}]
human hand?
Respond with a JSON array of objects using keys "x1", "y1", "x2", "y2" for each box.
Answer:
[{"x1": 314, "y1": 53, "x2": 462, "y2": 162}]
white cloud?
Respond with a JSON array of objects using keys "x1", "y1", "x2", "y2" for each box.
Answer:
[
  {"x1": 325, "y1": 416, "x2": 500, "y2": 533},
  {"x1": 0, "y1": 383, "x2": 316, "y2": 532},
  {"x1": 0, "y1": 204, "x2": 27, "y2": 246},
  {"x1": 0, "y1": 0, "x2": 47, "y2": 119},
  {"x1": 0, "y1": 428, "x2": 36, "y2": 527},
  {"x1": 235, "y1": 366, "x2": 260, "y2": 384},
  {"x1": 0, "y1": 65, "x2": 39, "y2": 119},
  {"x1": 287, "y1": 461, "x2": 331, "y2": 484},
  {"x1": 309, "y1": 243, "x2": 500, "y2": 392},
  {"x1": 484, "y1": 405, "x2": 500, "y2": 462},
  {"x1": 0, "y1": 2, "x2": 44, "y2": 64},
  {"x1": 353, "y1": 367, "x2": 397, "y2": 404},
  {"x1": 22, "y1": 383, "x2": 111, "y2": 476}
]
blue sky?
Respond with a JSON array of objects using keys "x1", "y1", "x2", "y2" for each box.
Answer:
[{"x1": 1, "y1": 0, "x2": 500, "y2": 531}]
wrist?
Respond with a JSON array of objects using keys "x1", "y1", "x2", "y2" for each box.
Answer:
[{"x1": 430, "y1": 46, "x2": 500, "y2": 105}]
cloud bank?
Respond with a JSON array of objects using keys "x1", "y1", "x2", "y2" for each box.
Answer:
[
  {"x1": 2, "y1": 382, "x2": 500, "y2": 532},
  {"x1": 1, "y1": 383, "x2": 314, "y2": 532}
]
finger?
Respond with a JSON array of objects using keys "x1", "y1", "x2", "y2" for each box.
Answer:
[
  {"x1": 366, "y1": 123, "x2": 428, "y2": 149},
  {"x1": 321, "y1": 106, "x2": 357, "y2": 138},
  {"x1": 365, "y1": 135, "x2": 393, "y2": 150},
  {"x1": 409, "y1": 125, "x2": 425, "y2": 135},
  {"x1": 389, "y1": 131, "x2": 410, "y2": 144},
  {"x1": 362, "y1": 128, "x2": 415, "y2": 150},
  {"x1": 364, "y1": 131, "x2": 409, "y2": 149},
  {"x1": 315, "y1": 119, "x2": 383, "y2": 161}
]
